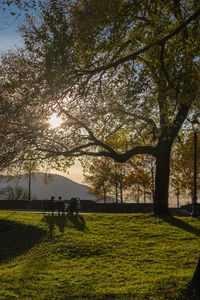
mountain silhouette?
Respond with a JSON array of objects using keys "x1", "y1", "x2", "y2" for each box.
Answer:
[{"x1": 0, "y1": 173, "x2": 94, "y2": 200}]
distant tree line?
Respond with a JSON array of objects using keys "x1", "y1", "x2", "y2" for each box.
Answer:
[{"x1": 84, "y1": 155, "x2": 155, "y2": 204}]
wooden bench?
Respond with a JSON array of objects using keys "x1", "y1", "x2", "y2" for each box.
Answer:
[
  {"x1": 43, "y1": 200, "x2": 71, "y2": 215},
  {"x1": 43, "y1": 199, "x2": 79, "y2": 216}
]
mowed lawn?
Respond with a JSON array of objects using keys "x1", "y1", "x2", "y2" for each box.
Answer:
[{"x1": 0, "y1": 211, "x2": 199, "y2": 299}]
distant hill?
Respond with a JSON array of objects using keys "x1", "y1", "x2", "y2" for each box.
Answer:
[{"x1": 0, "y1": 173, "x2": 95, "y2": 200}]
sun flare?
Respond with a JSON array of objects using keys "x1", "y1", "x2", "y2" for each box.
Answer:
[{"x1": 49, "y1": 114, "x2": 62, "y2": 129}]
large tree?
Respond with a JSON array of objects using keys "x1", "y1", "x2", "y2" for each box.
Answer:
[{"x1": 0, "y1": 0, "x2": 200, "y2": 215}]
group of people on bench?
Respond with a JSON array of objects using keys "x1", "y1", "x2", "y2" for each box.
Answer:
[{"x1": 46, "y1": 196, "x2": 81, "y2": 215}]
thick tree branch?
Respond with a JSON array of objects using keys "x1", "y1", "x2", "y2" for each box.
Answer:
[
  {"x1": 79, "y1": 8, "x2": 200, "y2": 75},
  {"x1": 160, "y1": 44, "x2": 172, "y2": 88},
  {"x1": 124, "y1": 110, "x2": 158, "y2": 140},
  {"x1": 170, "y1": 102, "x2": 192, "y2": 142},
  {"x1": 36, "y1": 143, "x2": 156, "y2": 163},
  {"x1": 60, "y1": 108, "x2": 119, "y2": 156},
  {"x1": 36, "y1": 142, "x2": 96, "y2": 156}
]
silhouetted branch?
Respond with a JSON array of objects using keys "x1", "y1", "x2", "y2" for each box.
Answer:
[{"x1": 78, "y1": 8, "x2": 200, "y2": 75}]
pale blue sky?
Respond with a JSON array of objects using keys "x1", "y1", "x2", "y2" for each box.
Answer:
[
  {"x1": 0, "y1": 28, "x2": 23, "y2": 53},
  {"x1": 0, "y1": 3, "x2": 24, "y2": 53}
]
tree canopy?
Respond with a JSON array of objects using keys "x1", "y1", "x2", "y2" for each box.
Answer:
[{"x1": 0, "y1": 0, "x2": 200, "y2": 214}]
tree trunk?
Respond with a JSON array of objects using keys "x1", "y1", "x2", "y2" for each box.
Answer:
[
  {"x1": 154, "y1": 143, "x2": 171, "y2": 215},
  {"x1": 115, "y1": 183, "x2": 118, "y2": 203},
  {"x1": 144, "y1": 189, "x2": 146, "y2": 204},
  {"x1": 120, "y1": 183, "x2": 123, "y2": 203},
  {"x1": 28, "y1": 171, "x2": 31, "y2": 202},
  {"x1": 176, "y1": 192, "x2": 180, "y2": 208},
  {"x1": 137, "y1": 186, "x2": 140, "y2": 203},
  {"x1": 188, "y1": 257, "x2": 200, "y2": 297},
  {"x1": 27, "y1": 171, "x2": 32, "y2": 209},
  {"x1": 151, "y1": 165, "x2": 155, "y2": 202},
  {"x1": 103, "y1": 187, "x2": 106, "y2": 203}
]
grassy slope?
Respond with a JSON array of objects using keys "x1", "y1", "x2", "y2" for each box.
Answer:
[{"x1": 0, "y1": 211, "x2": 199, "y2": 299}]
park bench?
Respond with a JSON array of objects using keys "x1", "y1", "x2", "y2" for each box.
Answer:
[{"x1": 43, "y1": 198, "x2": 79, "y2": 216}]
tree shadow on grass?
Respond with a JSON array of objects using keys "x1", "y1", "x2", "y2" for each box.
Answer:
[
  {"x1": 0, "y1": 218, "x2": 47, "y2": 264},
  {"x1": 158, "y1": 215, "x2": 200, "y2": 237},
  {"x1": 156, "y1": 216, "x2": 200, "y2": 299},
  {"x1": 42, "y1": 214, "x2": 88, "y2": 235}
]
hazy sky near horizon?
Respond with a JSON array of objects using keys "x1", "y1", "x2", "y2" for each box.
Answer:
[{"x1": 0, "y1": 6, "x2": 84, "y2": 184}]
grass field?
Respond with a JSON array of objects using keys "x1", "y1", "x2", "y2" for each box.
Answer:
[{"x1": 0, "y1": 211, "x2": 199, "y2": 299}]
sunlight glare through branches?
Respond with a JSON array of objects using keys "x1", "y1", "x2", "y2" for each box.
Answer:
[{"x1": 49, "y1": 114, "x2": 62, "y2": 129}]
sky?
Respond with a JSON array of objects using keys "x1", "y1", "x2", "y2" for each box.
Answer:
[
  {"x1": 0, "y1": 4, "x2": 84, "y2": 184},
  {"x1": 0, "y1": 6, "x2": 23, "y2": 53}
]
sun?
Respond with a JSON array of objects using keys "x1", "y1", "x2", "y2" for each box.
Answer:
[{"x1": 49, "y1": 114, "x2": 62, "y2": 129}]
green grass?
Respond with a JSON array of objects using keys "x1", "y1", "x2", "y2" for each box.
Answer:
[{"x1": 0, "y1": 211, "x2": 199, "y2": 299}]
